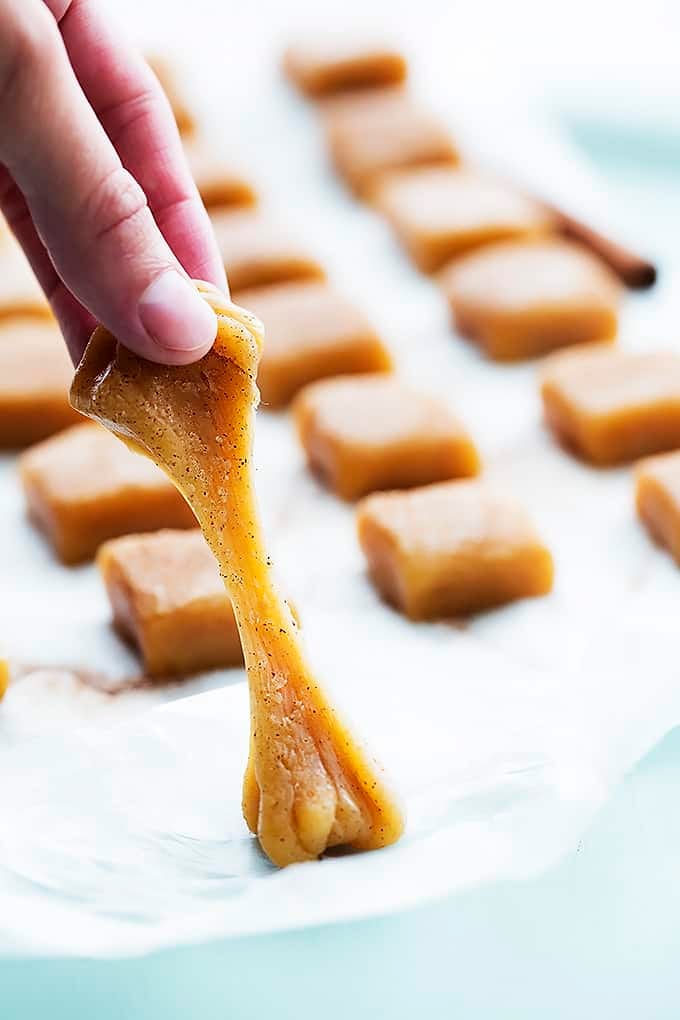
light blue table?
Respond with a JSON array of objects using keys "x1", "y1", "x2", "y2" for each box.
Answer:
[{"x1": 3, "y1": 121, "x2": 680, "y2": 1020}]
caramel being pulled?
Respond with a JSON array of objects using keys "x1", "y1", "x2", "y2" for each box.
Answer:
[{"x1": 70, "y1": 283, "x2": 403, "y2": 867}]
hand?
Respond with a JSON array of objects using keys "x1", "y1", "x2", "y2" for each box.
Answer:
[{"x1": 0, "y1": 0, "x2": 226, "y2": 365}]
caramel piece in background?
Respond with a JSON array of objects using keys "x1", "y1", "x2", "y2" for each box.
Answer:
[
  {"x1": 98, "y1": 529, "x2": 243, "y2": 676},
  {"x1": 147, "y1": 55, "x2": 196, "y2": 137},
  {"x1": 0, "y1": 659, "x2": 8, "y2": 701},
  {"x1": 233, "y1": 280, "x2": 391, "y2": 407},
  {"x1": 211, "y1": 209, "x2": 325, "y2": 292},
  {"x1": 184, "y1": 137, "x2": 257, "y2": 210},
  {"x1": 325, "y1": 89, "x2": 458, "y2": 197},
  {"x1": 541, "y1": 347, "x2": 680, "y2": 465},
  {"x1": 635, "y1": 452, "x2": 680, "y2": 566},
  {"x1": 295, "y1": 374, "x2": 480, "y2": 500},
  {"x1": 0, "y1": 231, "x2": 51, "y2": 323},
  {"x1": 439, "y1": 237, "x2": 621, "y2": 361},
  {"x1": 357, "y1": 479, "x2": 554, "y2": 619},
  {"x1": 70, "y1": 284, "x2": 403, "y2": 867},
  {"x1": 283, "y1": 38, "x2": 407, "y2": 97},
  {"x1": 374, "y1": 166, "x2": 554, "y2": 273},
  {"x1": 19, "y1": 423, "x2": 195, "y2": 565},
  {"x1": 0, "y1": 319, "x2": 80, "y2": 448}
]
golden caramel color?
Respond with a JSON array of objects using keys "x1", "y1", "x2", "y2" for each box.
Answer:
[
  {"x1": 0, "y1": 319, "x2": 80, "y2": 448},
  {"x1": 541, "y1": 347, "x2": 680, "y2": 465},
  {"x1": 0, "y1": 233, "x2": 51, "y2": 323},
  {"x1": 374, "y1": 167, "x2": 554, "y2": 273},
  {"x1": 357, "y1": 479, "x2": 554, "y2": 619},
  {"x1": 439, "y1": 238, "x2": 620, "y2": 361},
  {"x1": 70, "y1": 284, "x2": 403, "y2": 867},
  {"x1": 234, "y1": 281, "x2": 391, "y2": 408},
  {"x1": 19, "y1": 423, "x2": 195, "y2": 564},
  {"x1": 211, "y1": 210, "x2": 325, "y2": 292},
  {"x1": 184, "y1": 137, "x2": 257, "y2": 211},
  {"x1": 295, "y1": 374, "x2": 480, "y2": 500},
  {"x1": 0, "y1": 659, "x2": 8, "y2": 701},
  {"x1": 98, "y1": 529, "x2": 243, "y2": 676},
  {"x1": 147, "y1": 55, "x2": 196, "y2": 137},
  {"x1": 283, "y1": 39, "x2": 407, "y2": 97},
  {"x1": 325, "y1": 90, "x2": 458, "y2": 197},
  {"x1": 635, "y1": 452, "x2": 680, "y2": 566}
]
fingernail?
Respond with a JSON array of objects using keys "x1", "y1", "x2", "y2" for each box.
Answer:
[{"x1": 138, "y1": 270, "x2": 217, "y2": 354}]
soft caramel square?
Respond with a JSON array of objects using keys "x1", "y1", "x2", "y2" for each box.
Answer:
[
  {"x1": 147, "y1": 55, "x2": 196, "y2": 137},
  {"x1": 283, "y1": 39, "x2": 407, "y2": 97},
  {"x1": 211, "y1": 210, "x2": 325, "y2": 292},
  {"x1": 373, "y1": 167, "x2": 553, "y2": 272},
  {"x1": 0, "y1": 319, "x2": 80, "y2": 448},
  {"x1": 233, "y1": 281, "x2": 391, "y2": 408},
  {"x1": 295, "y1": 375, "x2": 480, "y2": 500},
  {"x1": 19, "y1": 423, "x2": 196, "y2": 564},
  {"x1": 98, "y1": 529, "x2": 242, "y2": 676},
  {"x1": 541, "y1": 347, "x2": 680, "y2": 465},
  {"x1": 184, "y1": 137, "x2": 257, "y2": 210},
  {"x1": 439, "y1": 238, "x2": 621, "y2": 361},
  {"x1": 635, "y1": 452, "x2": 680, "y2": 565},
  {"x1": 325, "y1": 89, "x2": 458, "y2": 196},
  {"x1": 357, "y1": 479, "x2": 554, "y2": 619},
  {"x1": 0, "y1": 233, "x2": 51, "y2": 322}
]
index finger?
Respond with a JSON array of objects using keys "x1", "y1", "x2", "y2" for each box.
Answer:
[{"x1": 48, "y1": 0, "x2": 226, "y2": 293}]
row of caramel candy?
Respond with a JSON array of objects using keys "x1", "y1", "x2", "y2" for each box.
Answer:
[
  {"x1": 282, "y1": 40, "x2": 556, "y2": 614},
  {"x1": 284, "y1": 36, "x2": 622, "y2": 362},
  {"x1": 69, "y1": 281, "x2": 406, "y2": 867}
]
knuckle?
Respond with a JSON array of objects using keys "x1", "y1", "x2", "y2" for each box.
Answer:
[
  {"x1": 82, "y1": 166, "x2": 150, "y2": 247},
  {"x1": 0, "y1": 4, "x2": 59, "y2": 98}
]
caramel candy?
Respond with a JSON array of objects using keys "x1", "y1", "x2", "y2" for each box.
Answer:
[
  {"x1": 374, "y1": 167, "x2": 553, "y2": 273},
  {"x1": 184, "y1": 137, "x2": 257, "y2": 210},
  {"x1": 325, "y1": 89, "x2": 458, "y2": 196},
  {"x1": 147, "y1": 55, "x2": 196, "y2": 137},
  {"x1": 0, "y1": 233, "x2": 51, "y2": 322},
  {"x1": 71, "y1": 284, "x2": 404, "y2": 867},
  {"x1": 98, "y1": 529, "x2": 242, "y2": 676},
  {"x1": 19, "y1": 423, "x2": 195, "y2": 564},
  {"x1": 0, "y1": 319, "x2": 80, "y2": 448},
  {"x1": 357, "y1": 479, "x2": 554, "y2": 619},
  {"x1": 635, "y1": 452, "x2": 680, "y2": 565},
  {"x1": 439, "y1": 238, "x2": 621, "y2": 361},
  {"x1": 295, "y1": 374, "x2": 480, "y2": 500},
  {"x1": 211, "y1": 210, "x2": 325, "y2": 292},
  {"x1": 233, "y1": 281, "x2": 391, "y2": 407},
  {"x1": 542, "y1": 347, "x2": 680, "y2": 465},
  {"x1": 0, "y1": 659, "x2": 8, "y2": 701},
  {"x1": 283, "y1": 39, "x2": 407, "y2": 97}
]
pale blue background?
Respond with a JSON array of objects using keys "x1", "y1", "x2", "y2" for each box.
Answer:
[{"x1": 3, "y1": 121, "x2": 680, "y2": 1020}]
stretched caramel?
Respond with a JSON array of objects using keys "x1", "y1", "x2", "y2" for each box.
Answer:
[{"x1": 70, "y1": 284, "x2": 403, "y2": 866}]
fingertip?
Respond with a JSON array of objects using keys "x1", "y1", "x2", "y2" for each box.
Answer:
[{"x1": 137, "y1": 268, "x2": 217, "y2": 364}]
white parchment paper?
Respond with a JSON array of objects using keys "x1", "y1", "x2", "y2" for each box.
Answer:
[{"x1": 2, "y1": 1, "x2": 680, "y2": 957}]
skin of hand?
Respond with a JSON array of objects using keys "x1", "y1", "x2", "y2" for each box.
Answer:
[{"x1": 0, "y1": 0, "x2": 227, "y2": 366}]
